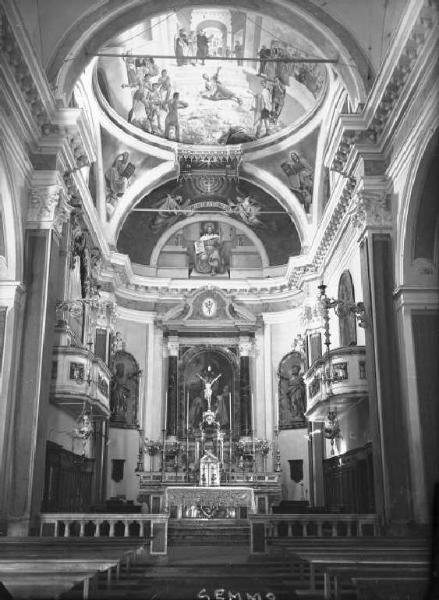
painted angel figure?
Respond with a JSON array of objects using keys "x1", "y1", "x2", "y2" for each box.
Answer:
[{"x1": 230, "y1": 194, "x2": 262, "y2": 227}]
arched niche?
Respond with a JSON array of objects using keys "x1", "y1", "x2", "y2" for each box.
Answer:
[
  {"x1": 400, "y1": 127, "x2": 439, "y2": 286},
  {"x1": 0, "y1": 141, "x2": 23, "y2": 282},
  {"x1": 337, "y1": 270, "x2": 357, "y2": 347},
  {"x1": 178, "y1": 345, "x2": 240, "y2": 437}
]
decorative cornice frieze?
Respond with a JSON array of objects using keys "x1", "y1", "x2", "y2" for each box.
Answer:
[
  {"x1": 313, "y1": 176, "x2": 356, "y2": 268},
  {"x1": 329, "y1": 0, "x2": 437, "y2": 176},
  {"x1": 27, "y1": 184, "x2": 71, "y2": 234},
  {"x1": 0, "y1": 5, "x2": 52, "y2": 135}
]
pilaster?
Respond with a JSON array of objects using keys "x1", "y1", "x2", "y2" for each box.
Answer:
[
  {"x1": 355, "y1": 186, "x2": 412, "y2": 528},
  {"x1": 7, "y1": 176, "x2": 69, "y2": 535}
]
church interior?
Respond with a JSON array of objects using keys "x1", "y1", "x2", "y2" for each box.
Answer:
[{"x1": 0, "y1": 0, "x2": 438, "y2": 598}]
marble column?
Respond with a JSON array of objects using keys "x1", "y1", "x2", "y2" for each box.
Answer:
[
  {"x1": 239, "y1": 337, "x2": 252, "y2": 437},
  {"x1": 311, "y1": 422, "x2": 325, "y2": 507},
  {"x1": 354, "y1": 188, "x2": 412, "y2": 526},
  {"x1": 166, "y1": 337, "x2": 179, "y2": 437},
  {"x1": 7, "y1": 174, "x2": 71, "y2": 535}
]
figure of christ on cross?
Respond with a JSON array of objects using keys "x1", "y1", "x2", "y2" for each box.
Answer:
[{"x1": 197, "y1": 369, "x2": 221, "y2": 411}]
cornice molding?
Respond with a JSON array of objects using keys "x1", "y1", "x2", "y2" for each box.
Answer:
[{"x1": 326, "y1": 0, "x2": 437, "y2": 177}]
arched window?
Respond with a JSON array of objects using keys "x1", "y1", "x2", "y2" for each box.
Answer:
[{"x1": 338, "y1": 270, "x2": 357, "y2": 346}]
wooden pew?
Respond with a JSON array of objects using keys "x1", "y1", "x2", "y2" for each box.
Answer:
[
  {"x1": 0, "y1": 538, "x2": 146, "y2": 599},
  {"x1": 323, "y1": 564, "x2": 430, "y2": 600},
  {"x1": 286, "y1": 547, "x2": 430, "y2": 598}
]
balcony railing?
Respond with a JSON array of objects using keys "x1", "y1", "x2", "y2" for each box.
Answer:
[
  {"x1": 51, "y1": 345, "x2": 111, "y2": 416},
  {"x1": 304, "y1": 346, "x2": 368, "y2": 419}
]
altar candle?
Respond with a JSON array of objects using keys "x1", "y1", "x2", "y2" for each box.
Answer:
[
  {"x1": 164, "y1": 391, "x2": 168, "y2": 432},
  {"x1": 229, "y1": 392, "x2": 232, "y2": 430},
  {"x1": 186, "y1": 392, "x2": 189, "y2": 431},
  {"x1": 251, "y1": 393, "x2": 254, "y2": 435},
  {"x1": 275, "y1": 393, "x2": 279, "y2": 429}
]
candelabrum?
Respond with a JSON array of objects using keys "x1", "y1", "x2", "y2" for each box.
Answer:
[
  {"x1": 318, "y1": 283, "x2": 367, "y2": 352},
  {"x1": 273, "y1": 428, "x2": 281, "y2": 472},
  {"x1": 324, "y1": 410, "x2": 341, "y2": 456}
]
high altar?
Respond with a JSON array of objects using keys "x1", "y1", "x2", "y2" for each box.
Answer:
[{"x1": 137, "y1": 292, "x2": 281, "y2": 517}]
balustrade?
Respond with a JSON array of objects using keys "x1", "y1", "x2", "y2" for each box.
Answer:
[
  {"x1": 39, "y1": 513, "x2": 169, "y2": 554},
  {"x1": 249, "y1": 513, "x2": 378, "y2": 553}
]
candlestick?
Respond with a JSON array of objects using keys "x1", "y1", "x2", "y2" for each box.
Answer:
[
  {"x1": 186, "y1": 392, "x2": 189, "y2": 432},
  {"x1": 229, "y1": 392, "x2": 232, "y2": 432},
  {"x1": 275, "y1": 393, "x2": 279, "y2": 430},
  {"x1": 164, "y1": 391, "x2": 168, "y2": 434}
]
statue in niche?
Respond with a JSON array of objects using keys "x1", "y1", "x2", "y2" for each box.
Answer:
[
  {"x1": 281, "y1": 151, "x2": 314, "y2": 214},
  {"x1": 110, "y1": 350, "x2": 141, "y2": 427},
  {"x1": 105, "y1": 152, "x2": 136, "y2": 218},
  {"x1": 278, "y1": 351, "x2": 306, "y2": 429},
  {"x1": 193, "y1": 222, "x2": 227, "y2": 276},
  {"x1": 214, "y1": 384, "x2": 230, "y2": 429},
  {"x1": 189, "y1": 392, "x2": 204, "y2": 430}
]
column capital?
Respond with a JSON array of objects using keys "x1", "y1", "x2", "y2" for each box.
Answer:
[
  {"x1": 27, "y1": 180, "x2": 71, "y2": 236},
  {"x1": 350, "y1": 188, "x2": 392, "y2": 235},
  {"x1": 167, "y1": 336, "x2": 179, "y2": 357},
  {"x1": 239, "y1": 335, "x2": 255, "y2": 357}
]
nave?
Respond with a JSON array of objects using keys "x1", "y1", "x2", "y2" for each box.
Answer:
[{"x1": 0, "y1": 0, "x2": 438, "y2": 599}]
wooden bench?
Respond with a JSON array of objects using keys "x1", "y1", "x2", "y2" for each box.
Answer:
[
  {"x1": 0, "y1": 539, "x2": 146, "y2": 599},
  {"x1": 287, "y1": 548, "x2": 430, "y2": 598},
  {"x1": 323, "y1": 564, "x2": 430, "y2": 599}
]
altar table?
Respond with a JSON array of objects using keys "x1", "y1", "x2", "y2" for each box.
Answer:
[{"x1": 164, "y1": 486, "x2": 256, "y2": 518}]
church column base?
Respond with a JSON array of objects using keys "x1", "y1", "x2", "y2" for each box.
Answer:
[{"x1": 6, "y1": 516, "x2": 38, "y2": 536}]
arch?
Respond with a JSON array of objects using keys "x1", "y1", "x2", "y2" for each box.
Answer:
[
  {"x1": 399, "y1": 124, "x2": 439, "y2": 287},
  {"x1": 179, "y1": 345, "x2": 239, "y2": 432},
  {"x1": 0, "y1": 139, "x2": 23, "y2": 282},
  {"x1": 149, "y1": 213, "x2": 270, "y2": 269},
  {"x1": 337, "y1": 270, "x2": 357, "y2": 347},
  {"x1": 48, "y1": 1, "x2": 369, "y2": 109}
]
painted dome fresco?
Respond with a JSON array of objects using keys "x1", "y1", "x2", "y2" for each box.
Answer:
[{"x1": 96, "y1": 7, "x2": 327, "y2": 146}]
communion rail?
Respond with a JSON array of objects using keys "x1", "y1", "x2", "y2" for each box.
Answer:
[
  {"x1": 249, "y1": 513, "x2": 379, "y2": 553},
  {"x1": 39, "y1": 513, "x2": 169, "y2": 555}
]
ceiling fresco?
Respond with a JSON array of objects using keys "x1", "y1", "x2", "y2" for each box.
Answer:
[
  {"x1": 117, "y1": 179, "x2": 301, "y2": 268},
  {"x1": 97, "y1": 8, "x2": 327, "y2": 146}
]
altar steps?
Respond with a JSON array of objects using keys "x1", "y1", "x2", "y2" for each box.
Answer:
[
  {"x1": 62, "y1": 547, "x2": 305, "y2": 599},
  {"x1": 168, "y1": 519, "x2": 250, "y2": 546}
]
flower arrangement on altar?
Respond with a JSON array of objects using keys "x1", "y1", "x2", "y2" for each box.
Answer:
[
  {"x1": 143, "y1": 438, "x2": 163, "y2": 456},
  {"x1": 165, "y1": 441, "x2": 183, "y2": 458},
  {"x1": 256, "y1": 439, "x2": 271, "y2": 455},
  {"x1": 235, "y1": 439, "x2": 252, "y2": 457}
]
